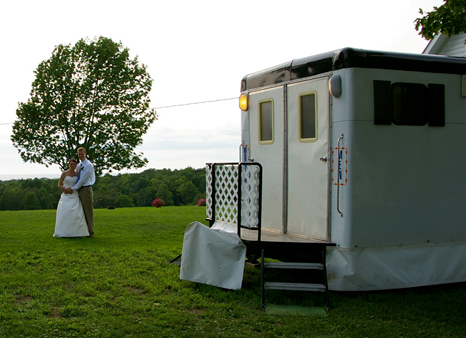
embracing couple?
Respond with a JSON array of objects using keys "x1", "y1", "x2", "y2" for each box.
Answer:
[{"x1": 53, "y1": 147, "x2": 95, "y2": 238}]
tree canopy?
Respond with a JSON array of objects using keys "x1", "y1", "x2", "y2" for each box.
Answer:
[
  {"x1": 0, "y1": 167, "x2": 206, "y2": 211},
  {"x1": 415, "y1": 0, "x2": 466, "y2": 41},
  {"x1": 11, "y1": 36, "x2": 156, "y2": 175}
]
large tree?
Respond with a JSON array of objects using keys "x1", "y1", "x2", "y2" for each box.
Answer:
[
  {"x1": 415, "y1": 0, "x2": 466, "y2": 41},
  {"x1": 11, "y1": 36, "x2": 156, "y2": 174}
]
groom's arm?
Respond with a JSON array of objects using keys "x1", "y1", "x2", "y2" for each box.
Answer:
[{"x1": 70, "y1": 162, "x2": 93, "y2": 191}]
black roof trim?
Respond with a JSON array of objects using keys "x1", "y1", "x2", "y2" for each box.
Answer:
[{"x1": 241, "y1": 47, "x2": 466, "y2": 91}]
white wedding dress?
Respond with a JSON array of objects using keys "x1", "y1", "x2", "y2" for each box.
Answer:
[{"x1": 54, "y1": 175, "x2": 89, "y2": 238}]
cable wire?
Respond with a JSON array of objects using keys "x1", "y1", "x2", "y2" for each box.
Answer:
[
  {"x1": 150, "y1": 97, "x2": 237, "y2": 110},
  {"x1": 0, "y1": 96, "x2": 239, "y2": 125}
]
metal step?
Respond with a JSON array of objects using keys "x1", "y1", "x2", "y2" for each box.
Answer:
[
  {"x1": 264, "y1": 262, "x2": 323, "y2": 270},
  {"x1": 261, "y1": 249, "x2": 331, "y2": 310},
  {"x1": 264, "y1": 282, "x2": 326, "y2": 292}
]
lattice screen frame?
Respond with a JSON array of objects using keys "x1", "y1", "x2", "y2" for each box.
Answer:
[{"x1": 206, "y1": 163, "x2": 262, "y2": 234}]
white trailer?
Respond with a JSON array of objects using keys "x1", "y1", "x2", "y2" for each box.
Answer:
[
  {"x1": 197, "y1": 48, "x2": 465, "y2": 294},
  {"x1": 238, "y1": 47, "x2": 466, "y2": 291}
]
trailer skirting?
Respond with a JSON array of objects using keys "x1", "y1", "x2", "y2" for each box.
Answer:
[{"x1": 326, "y1": 240, "x2": 466, "y2": 291}]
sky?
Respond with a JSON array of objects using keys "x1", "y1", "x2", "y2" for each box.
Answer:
[{"x1": 0, "y1": 0, "x2": 442, "y2": 180}]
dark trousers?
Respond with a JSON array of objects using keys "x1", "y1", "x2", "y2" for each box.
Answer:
[{"x1": 78, "y1": 186, "x2": 94, "y2": 235}]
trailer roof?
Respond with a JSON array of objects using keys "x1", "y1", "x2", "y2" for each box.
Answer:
[{"x1": 241, "y1": 47, "x2": 466, "y2": 91}]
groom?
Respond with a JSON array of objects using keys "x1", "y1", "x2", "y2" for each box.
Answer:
[{"x1": 66, "y1": 147, "x2": 96, "y2": 237}]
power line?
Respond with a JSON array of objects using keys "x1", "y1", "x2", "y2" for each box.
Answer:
[
  {"x1": 0, "y1": 96, "x2": 239, "y2": 126},
  {"x1": 150, "y1": 96, "x2": 237, "y2": 110}
]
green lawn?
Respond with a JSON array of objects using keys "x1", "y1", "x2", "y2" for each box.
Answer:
[{"x1": 0, "y1": 206, "x2": 464, "y2": 337}]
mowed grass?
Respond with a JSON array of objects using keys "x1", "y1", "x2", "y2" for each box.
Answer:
[{"x1": 0, "y1": 206, "x2": 465, "y2": 337}]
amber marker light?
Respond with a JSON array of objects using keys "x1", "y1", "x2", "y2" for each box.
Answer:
[
  {"x1": 329, "y1": 74, "x2": 342, "y2": 98},
  {"x1": 239, "y1": 93, "x2": 248, "y2": 111}
]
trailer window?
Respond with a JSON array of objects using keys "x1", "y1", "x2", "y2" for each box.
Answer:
[
  {"x1": 299, "y1": 92, "x2": 317, "y2": 141},
  {"x1": 373, "y1": 81, "x2": 443, "y2": 126},
  {"x1": 259, "y1": 100, "x2": 273, "y2": 144},
  {"x1": 392, "y1": 83, "x2": 428, "y2": 126}
]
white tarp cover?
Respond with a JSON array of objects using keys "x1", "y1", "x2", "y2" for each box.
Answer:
[
  {"x1": 180, "y1": 221, "x2": 246, "y2": 290},
  {"x1": 327, "y1": 240, "x2": 466, "y2": 291}
]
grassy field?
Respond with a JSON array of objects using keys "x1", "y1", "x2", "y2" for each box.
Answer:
[{"x1": 0, "y1": 206, "x2": 464, "y2": 337}]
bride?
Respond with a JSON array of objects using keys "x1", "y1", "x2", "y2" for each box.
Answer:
[{"x1": 54, "y1": 158, "x2": 89, "y2": 238}]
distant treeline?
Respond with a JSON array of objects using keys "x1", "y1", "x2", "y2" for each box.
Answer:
[{"x1": 0, "y1": 167, "x2": 206, "y2": 211}]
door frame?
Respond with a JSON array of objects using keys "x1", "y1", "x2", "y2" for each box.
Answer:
[{"x1": 285, "y1": 75, "x2": 331, "y2": 240}]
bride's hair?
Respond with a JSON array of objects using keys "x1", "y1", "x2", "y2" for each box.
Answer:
[{"x1": 69, "y1": 158, "x2": 78, "y2": 165}]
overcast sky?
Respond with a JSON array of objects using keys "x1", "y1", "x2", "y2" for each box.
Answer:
[{"x1": 0, "y1": 0, "x2": 442, "y2": 180}]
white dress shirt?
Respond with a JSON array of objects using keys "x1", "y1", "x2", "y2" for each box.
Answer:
[{"x1": 71, "y1": 159, "x2": 95, "y2": 190}]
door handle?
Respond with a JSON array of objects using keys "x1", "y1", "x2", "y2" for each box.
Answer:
[{"x1": 337, "y1": 134, "x2": 344, "y2": 218}]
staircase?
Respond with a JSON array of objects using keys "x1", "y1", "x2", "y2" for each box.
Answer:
[{"x1": 261, "y1": 248, "x2": 330, "y2": 310}]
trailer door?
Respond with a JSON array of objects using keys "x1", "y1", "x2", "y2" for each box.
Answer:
[
  {"x1": 248, "y1": 87, "x2": 285, "y2": 233},
  {"x1": 286, "y1": 77, "x2": 330, "y2": 240}
]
